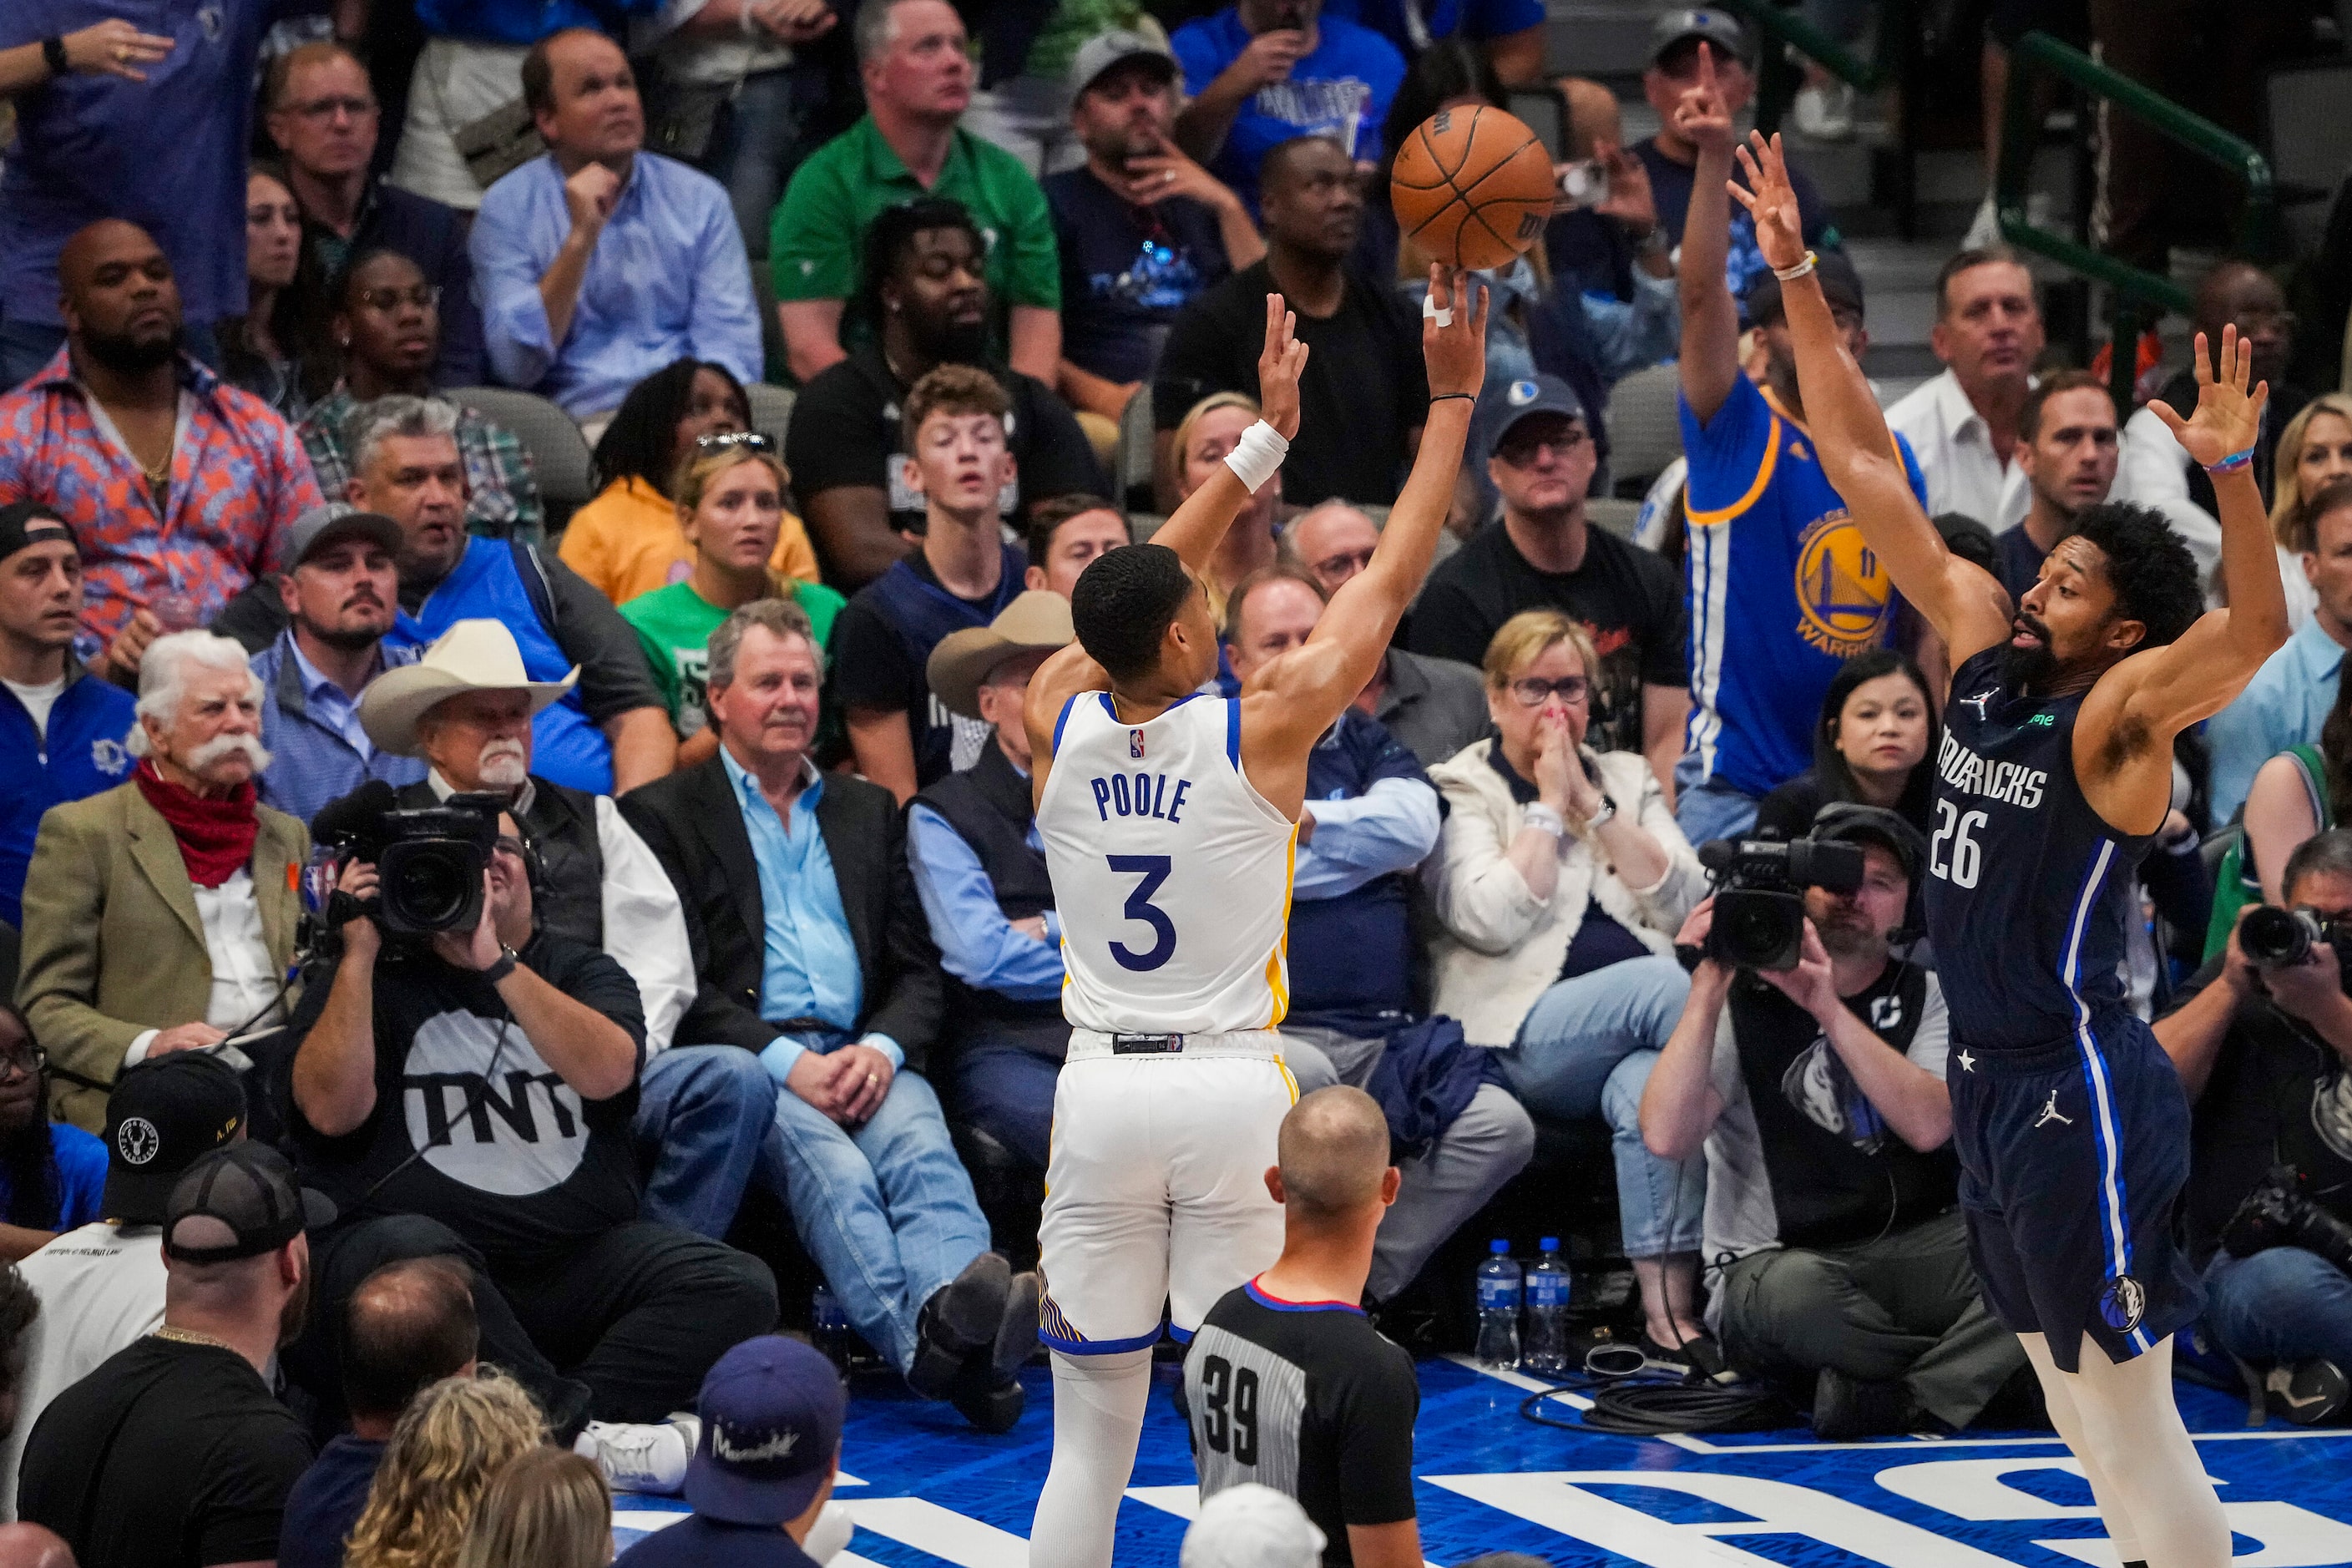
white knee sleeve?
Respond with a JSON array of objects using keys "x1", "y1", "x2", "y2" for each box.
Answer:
[
  {"x1": 2021, "y1": 1333, "x2": 2231, "y2": 1568},
  {"x1": 1030, "y1": 1348, "x2": 1154, "y2": 1568}
]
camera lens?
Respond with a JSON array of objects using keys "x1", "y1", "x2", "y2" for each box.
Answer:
[
  {"x1": 389, "y1": 847, "x2": 467, "y2": 927},
  {"x1": 2243, "y1": 905, "x2": 2316, "y2": 968}
]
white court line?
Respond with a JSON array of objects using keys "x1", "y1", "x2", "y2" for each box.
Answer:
[{"x1": 837, "y1": 1497, "x2": 1032, "y2": 1568}]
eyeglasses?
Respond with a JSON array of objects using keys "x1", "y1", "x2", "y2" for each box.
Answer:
[
  {"x1": 1496, "y1": 427, "x2": 1588, "y2": 467},
  {"x1": 1506, "y1": 675, "x2": 1590, "y2": 706},
  {"x1": 0, "y1": 1043, "x2": 47, "y2": 1084},
  {"x1": 695, "y1": 432, "x2": 774, "y2": 453},
  {"x1": 290, "y1": 94, "x2": 377, "y2": 121},
  {"x1": 353, "y1": 285, "x2": 441, "y2": 314},
  {"x1": 1308, "y1": 548, "x2": 1374, "y2": 583}
]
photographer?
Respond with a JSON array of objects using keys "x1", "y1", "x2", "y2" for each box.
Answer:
[
  {"x1": 282, "y1": 799, "x2": 776, "y2": 1485},
  {"x1": 2157, "y1": 828, "x2": 2352, "y2": 1423},
  {"x1": 1640, "y1": 807, "x2": 2028, "y2": 1439}
]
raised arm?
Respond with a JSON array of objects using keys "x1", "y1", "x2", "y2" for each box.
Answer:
[
  {"x1": 1732, "y1": 133, "x2": 2012, "y2": 669},
  {"x1": 1242, "y1": 269, "x2": 1486, "y2": 796},
  {"x1": 1673, "y1": 45, "x2": 1744, "y2": 424},
  {"x1": 1151, "y1": 294, "x2": 1308, "y2": 572}
]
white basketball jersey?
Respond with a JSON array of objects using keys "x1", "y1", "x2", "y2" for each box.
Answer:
[{"x1": 1039, "y1": 691, "x2": 1298, "y2": 1034}]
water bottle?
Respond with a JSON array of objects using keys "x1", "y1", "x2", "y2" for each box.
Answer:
[
  {"x1": 1525, "y1": 1237, "x2": 1571, "y2": 1377},
  {"x1": 1474, "y1": 1239, "x2": 1522, "y2": 1371},
  {"x1": 811, "y1": 1284, "x2": 855, "y2": 1378}
]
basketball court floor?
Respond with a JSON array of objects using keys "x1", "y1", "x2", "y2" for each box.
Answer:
[{"x1": 611, "y1": 1352, "x2": 2352, "y2": 1565}]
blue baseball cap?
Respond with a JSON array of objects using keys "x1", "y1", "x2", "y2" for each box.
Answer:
[{"x1": 684, "y1": 1336, "x2": 845, "y2": 1527}]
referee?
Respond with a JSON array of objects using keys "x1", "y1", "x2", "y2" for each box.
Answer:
[{"x1": 1182, "y1": 1088, "x2": 1422, "y2": 1568}]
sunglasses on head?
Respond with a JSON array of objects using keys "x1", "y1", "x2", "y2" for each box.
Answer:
[{"x1": 695, "y1": 432, "x2": 774, "y2": 453}]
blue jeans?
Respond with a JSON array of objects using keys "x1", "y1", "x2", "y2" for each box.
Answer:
[
  {"x1": 0, "y1": 316, "x2": 220, "y2": 392},
  {"x1": 1501, "y1": 954, "x2": 1705, "y2": 1257},
  {"x1": 1672, "y1": 755, "x2": 1763, "y2": 847},
  {"x1": 761, "y1": 1065, "x2": 993, "y2": 1375},
  {"x1": 951, "y1": 1031, "x2": 1062, "y2": 1170},
  {"x1": 632, "y1": 1045, "x2": 778, "y2": 1241},
  {"x1": 2203, "y1": 1247, "x2": 2352, "y2": 1369},
  {"x1": 701, "y1": 63, "x2": 827, "y2": 256}
]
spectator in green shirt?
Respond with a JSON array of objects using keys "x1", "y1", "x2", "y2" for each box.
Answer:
[
  {"x1": 621, "y1": 437, "x2": 846, "y2": 767},
  {"x1": 768, "y1": 0, "x2": 1062, "y2": 386}
]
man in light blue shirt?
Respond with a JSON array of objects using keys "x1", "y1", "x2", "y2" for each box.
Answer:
[
  {"x1": 251, "y1": 506, "x2": 426, "y2": 826},
  {"x1": 470, "y1": 28, "x2": 761, "y2": 421},
  {"x1": 2206, "y1": 491, "x2": 2352, "y2": 825}
]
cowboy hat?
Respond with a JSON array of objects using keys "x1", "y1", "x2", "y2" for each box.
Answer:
[
  {"x1": 926, "y1": 591, "x2": 1075, "y2": 721},
  {"x1": 359, "y1": 619, "x2": 578, "y2": 757}
]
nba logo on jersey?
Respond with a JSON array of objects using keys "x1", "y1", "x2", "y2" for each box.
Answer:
[{"x1": 1129, "y1": 729, "x2": 1146, "y2": 759}]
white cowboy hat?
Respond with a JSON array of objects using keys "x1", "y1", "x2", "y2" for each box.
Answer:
[{"x1": 358, "y1": 619, "x2": 577, "y2": 758}]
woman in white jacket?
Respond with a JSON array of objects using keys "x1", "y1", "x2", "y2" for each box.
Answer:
[{"x1": 1428, "y1": 609, "x2": 1715, "y2": 1358}]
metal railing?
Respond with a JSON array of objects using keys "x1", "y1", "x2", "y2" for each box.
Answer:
[
  {"x1": 1714, "y1": 0, "x2": 1915, "y2": 236},
  {"x1": 1995, "y1": 30, "x2": 2275, "y2": 409}
]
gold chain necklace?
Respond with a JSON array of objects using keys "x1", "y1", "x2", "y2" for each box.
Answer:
[{"x1": 152, "y1": 1325, "x2": 237, "y2": 1353}]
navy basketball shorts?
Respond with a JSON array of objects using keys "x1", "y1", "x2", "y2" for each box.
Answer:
[{"x1": 1948, "y1": 1011, "x2": 2203, "y2": 1373}]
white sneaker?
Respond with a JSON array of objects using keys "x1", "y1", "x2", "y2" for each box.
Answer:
[
  {"x1": 574, "y1": 1413, "x2": 701, "y2": 1494},
  {"x1": 1792, "y1": 81, "x2": 1855, "y2": 140}
]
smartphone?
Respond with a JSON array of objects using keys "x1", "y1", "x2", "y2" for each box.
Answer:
[{"x1": 1558, "y1": 159, "x2": 1609, "y2": 210}]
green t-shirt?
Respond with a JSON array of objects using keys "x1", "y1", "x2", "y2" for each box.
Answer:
[
  {"x1": 621, "y1": 579, "x2": 847, "y2": 737},
  {"x1": 768, "y1": 117, "x2": 1060, "y2": 357}
]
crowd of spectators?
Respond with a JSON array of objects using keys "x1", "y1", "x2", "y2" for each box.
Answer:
[{"x1": 2, "y1": 0, "x2": 2352, "y2": 1558}]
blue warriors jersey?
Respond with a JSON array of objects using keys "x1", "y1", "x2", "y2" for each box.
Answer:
[
  {"x1": 1926, "y1": 648, "x2": 2155, "y2": 1053},
  {"x1": 1678, "y1": 377, "x2": 1929, "y2": 797}
]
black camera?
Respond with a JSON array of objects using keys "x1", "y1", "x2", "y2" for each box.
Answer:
[
  {"x1": 2222, "y1": 1164, "x2": 2352, "y2": 1275},
  {"x1": 2242, "y1": 904, "x2": 2352, "y2": 984},
  {"x1": 1698, "y1": 836, "x2": 1866, "y2": 973},
  {"x1": 313, "y1": 782, "x2": 503, "y2": 936}
]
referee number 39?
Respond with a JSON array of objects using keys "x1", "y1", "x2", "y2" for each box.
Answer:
[
  {"x1": 1197, "y1": 1354, "x2": 1260, "y2": 1464},
  {"x1": 1930, "y1": 800, "x2": 1988, "y2": 888}
]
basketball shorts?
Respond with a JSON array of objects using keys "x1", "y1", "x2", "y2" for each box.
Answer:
[
  {"x1": 1950, "y1": 1011, "x2": 2203, "y2": 1373},
  {"x1": 1037, "y1": 1029, "x2": 1298, "y2": 1355}
]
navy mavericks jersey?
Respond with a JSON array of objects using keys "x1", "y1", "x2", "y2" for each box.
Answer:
[{"x1": 1925, "y1": 648, "x2": 2154, "y2": 1052}]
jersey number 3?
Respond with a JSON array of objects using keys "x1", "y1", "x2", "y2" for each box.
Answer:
[
  {"x1": 1198, "y1": 1354, "x2": 1259, "y2": 1464},
  {"x1": 1930, "y1": 799, "x2": 1988, "y2": 888},
  {"x1": 1107, "y1": 854, "x2": 1178, "y2": 971}
]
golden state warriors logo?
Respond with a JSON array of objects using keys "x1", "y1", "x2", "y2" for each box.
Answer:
[{"x1": 1792, "y1": 508, "x2": 1892, "y2": 656}]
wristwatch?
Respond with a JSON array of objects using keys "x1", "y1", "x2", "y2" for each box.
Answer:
[
  {"x1": 41, "y1": 37, "x2": 69, "y2": 76},
  {"x1": 483, "y1": 946, "x2": 520, "y2": 985}
]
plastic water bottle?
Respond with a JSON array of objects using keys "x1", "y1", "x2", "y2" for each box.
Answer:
[
  {"x1": 1474, "y1": 1239, "x2": 1522, "y2": 1371},
  {"x1": 811, "y1": 1284, "x2": 855, "y2": 1377},
  {"x1": 1525, "y1": 1237, "x2": 1571, "y2": 1376}
]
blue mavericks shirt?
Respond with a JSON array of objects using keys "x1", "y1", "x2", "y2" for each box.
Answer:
[
  {"x1": 1679, "y1": 376, "x2": 1927, "y2": 797},
  {"x1": 1926, "y1": 648, "x2": 2153, "y2": 1053},
  {"x1": 1171, "y1": 10, "x2": 1406, "y2": 211},
  {"x1": 1322, "y1": 0, "x2": 1545, "y2": 53}
]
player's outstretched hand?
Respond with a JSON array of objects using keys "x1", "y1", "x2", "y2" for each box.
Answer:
[
  {"x1": 1672, "y1": 42, "x2": 1737, "y2": 158},
  {"x1": 1730, "y1": 131, "x2": 1807, "y2": 274},
  {"x1": 1423, "y1": 266, "x2": 1487, "y2": 401},
  {"x1": 2150, "y1": 325, "x2": 2269, "y2": 470},
  {"x1": 1257, "y1": 293, "x2": 1310, "y2": 441}
]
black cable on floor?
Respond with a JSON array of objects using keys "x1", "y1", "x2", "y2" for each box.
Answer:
[{"x1": 1517, "y1": 1372, "x2": 1796, "y2": 1436}]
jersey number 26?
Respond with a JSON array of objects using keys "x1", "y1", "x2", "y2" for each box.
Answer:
[{"x1": 1930, "y1": 799, "x2": 1987, "y2": 889}]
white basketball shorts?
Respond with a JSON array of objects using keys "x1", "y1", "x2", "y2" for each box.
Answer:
[{"x1": 1037, "y1": 1029, "x2": 1298, "y2": 1354}]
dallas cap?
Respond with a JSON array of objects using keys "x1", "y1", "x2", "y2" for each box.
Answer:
[
  {"x1": 1649, "y1": 8, "x2": 1751, "y2": 68},
  {"x1": 163, "y1": 1143, "x2": 336, "y2": 1264},
  {"x1": 101, "y1": 1051, "x2": 248, "y2": 1226},
  {"x1": 1481, "y1": 373, "x2": 1591, "y2": 452},
  {"x1": 0, "y1": 500, "x2": 74, "y2": 566},
  {"x1": 683, "y1": 1336, "x2": 844, "y2": 1527}
]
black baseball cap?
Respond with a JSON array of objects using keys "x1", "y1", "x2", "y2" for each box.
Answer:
[
  {"x1": 163, "y1": 1143, "x2": 336, "y2": 1264},
  {"x1": 0, "y1": 500, "x2": 73, "y2": 565},
  {"x1": 101, "y1": 1052, "x2": 249, "y2": 1225},
  {"x1": 1746, "y1": 250, "x2": 1867, "y2": 327},
  {"x1": 1813, "y1": 802, "x2": 1928, "y2": 885}
]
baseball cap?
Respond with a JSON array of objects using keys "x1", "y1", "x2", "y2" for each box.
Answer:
[
  {"x1": 1070, "y1": 28, "x2": 1177, "y2": 95},
  {"x1": 1483, "y1": 374, "x2": 1591, "y2": 450},
  {"x1": 101, "y1": 1051, "x2": 249, "y2": 1226},
  {"x1": 1745, "y1": 249, "x2": 1867, "y2": 326},
  {"x1": 1811, "y1": 801, "x2": 1928, "y2": 885},
  {"x1": 0, "y1": 500, "x2": 73, "y2": 566},
  {"x1": 1180, "y1": 1484, "x2": 1327, "y2": 1568},
  {"x1": 683, "y1": 1336, "x2": 845, "y2": 1527},
  {"x1": 286, "y1": 502, "x2": 403, "y2": 569},
  {"x1": 163, "y1": 1143, "x2": 336, "y2": 1264},
  {"x1": 1650, "y1": 8, "x2": 1751, "y2": 68}
]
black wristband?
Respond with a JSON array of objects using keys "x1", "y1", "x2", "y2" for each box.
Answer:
[
  {"x1": 1429, "y1": 392, "x2": 1476, "y2": 405},
  {"x1": 41, "y1": 37, "x2": 68, "y2": 75},
  {"x1": 482, "y1": 947, "x2": 519, "y2": 985}
]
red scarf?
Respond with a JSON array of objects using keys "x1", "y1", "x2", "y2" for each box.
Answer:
[{"x1": 134, "y1": 760, "x2": 260, "y2": 888}]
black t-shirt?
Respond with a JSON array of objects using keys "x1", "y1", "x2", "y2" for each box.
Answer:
[
  {"x1": 1184, "y1": 1280, "x2": 1419, "y2": 1566},
  {"x1": 1153, "y1": 258, "x2": 1429, "y2": 508},
  {"x1": 286, "y1": 933, "x2": 645, "y2": 1261},
  {"x1": 1406, "y1": 519, "x2": 1687, "y2": 756},
  {"x1": 830, "y1": 545, "x2": 1025, "y2": 787},
  {"x1": 1044, "y1": 167, "x2": 1233, "y2": 387},
  {"x1": 20, "y1": 1337, "x2": 312, "y2": 1568},
  {"x1": 783, "y1": 343, "x2": 1105, "y2": 538},
  {"x1": 2171, "y1": 955, "x2": 2352, "y2": 1267}
]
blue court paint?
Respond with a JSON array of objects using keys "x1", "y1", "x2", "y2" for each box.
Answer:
[{"x1": 614, "y1": 1354, "x2": 2352, "y2": 1565}]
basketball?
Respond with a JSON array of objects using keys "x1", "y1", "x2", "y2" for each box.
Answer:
[{"x1": 1390, "y1": 106, "x2": 1556, "y2": 271}]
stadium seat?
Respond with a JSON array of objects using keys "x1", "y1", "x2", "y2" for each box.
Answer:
[
  {"x1": 443, "y1": 387, "x2": 596, "y2": 513},
  {"x1": 746, "y1": 382, "x2": 796, "y2": 451},
  {"x1": 1116, "y1": 384, "x2": 1155, "y2": 511},
  {"x1": 1588, "y1": 496, "x2": 1641, "y2": 539},
  {"x1": 1606, "y1": 363, "x2": 1683, "y2": 498}
]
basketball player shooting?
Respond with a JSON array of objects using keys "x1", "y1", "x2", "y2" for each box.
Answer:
[
  {"x1": 1021, "y1": 278, "x2": 1487, "y2": 1567},
  {"x1": 1732, "y1": 134, "x2": 2286, "y2": 1567}
]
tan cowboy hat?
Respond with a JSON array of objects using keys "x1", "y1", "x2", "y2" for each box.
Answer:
[
  {"x1": 926, "y1": 591, "x2": 1075, "y2": 721},
  {"x1": 358, "y1": 619, "x2": 579, "y2": 757}
]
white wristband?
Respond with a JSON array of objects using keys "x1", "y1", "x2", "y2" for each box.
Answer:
[
  {"x1": 1521, "y1": 804, "x2": 1565, "y2": 838},
  {"x1": 1223, "y1": 419, "x2": 1288, "y2": 493}
]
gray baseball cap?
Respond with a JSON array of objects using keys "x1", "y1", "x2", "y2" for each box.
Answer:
[
  {"x1": 1069, "y1": 28, "x2": 1177, "y2": 95},
  {"x1": 1650, "y1": 8, "x2": 1751, "y2": 68},
  {"x1": 286, "y1": 502, "x2": 402, "y2": 568}
]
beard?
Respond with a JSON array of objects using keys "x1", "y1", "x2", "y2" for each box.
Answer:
[
  {"x1": 81, "y1": 320, "x2": 182, "y2": 375},
  {"x1": 2000, "y1": 611, "x2": 2059, "y2": 690},
  {"x1": 477, "y1": 739, "x2": 529, "y2": 790},
  {"x1": 908, "y1": 311, "x2": 990, "y2": 367},
  {"x1": 1813, "y1": 907, "x2": 1882, "y2": 961},
  {"x1": 296, "y1": 606, "x2": 387, "y2": 654}
]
